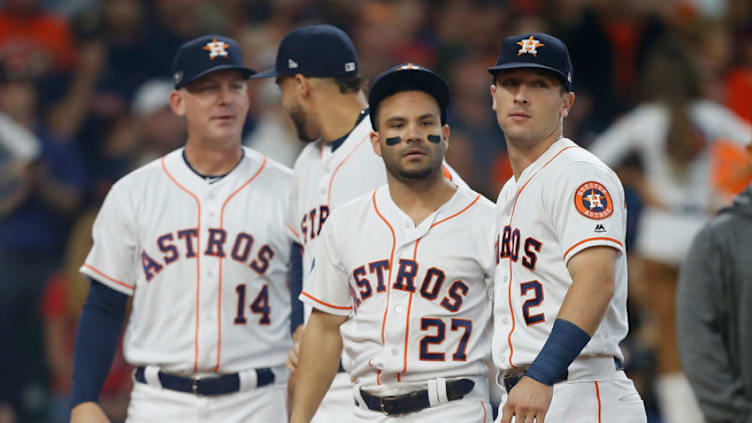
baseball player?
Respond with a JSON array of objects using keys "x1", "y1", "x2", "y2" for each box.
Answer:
[
  {"x1": 251, "y1": 24, "x2": 466, "y2": 421},
  {"x1": 290, "y1": 64, "x2": 496, "y2": 422},
  {"x1": 488, "y1": 33, "x2": 646, "y2": 422},
  {"x1": 70, "y1": 35, "x2": 293, "y2": 422}
]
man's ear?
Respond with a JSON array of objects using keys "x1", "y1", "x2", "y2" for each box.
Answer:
[
  {"x1": 170, "y1": 90, "x2": 185, "y2": 116},
  {"x1": 370, "y1": 131, "x2": 383, "y2": 157},
  {"x1": 560, "y1": 91, "x2": 575, "y2": 118},
  {"x1": 294, "y1": 74, "x2": 310, "y2": 102},
  {"x1": 442, "y1": 124, "x2": 450, "y2": 149},
  {"x1": 490, "y1": 84, "x2": 497, "y2": 112}
]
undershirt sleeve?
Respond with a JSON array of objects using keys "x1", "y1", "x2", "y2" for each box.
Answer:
[
  {"x1": 70, "y1": 279, "x2": 128, "y2": 408},
  {"x1": 289, "y1": 242, "x2": 304, "y2": 333}
]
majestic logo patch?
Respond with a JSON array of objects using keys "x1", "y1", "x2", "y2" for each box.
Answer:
[
  {"x1": 202, "y1": 38, "x2": 229, "y2": 60},
  {"x1": 594, "y1": 224, "x2": 606, "y2": 233},
  {"x1": 517, "y1": 36, "x2": 544, "y2": 56},
  {"x1": 574, "y1": 181, "x2": 613, "y2": 220}
]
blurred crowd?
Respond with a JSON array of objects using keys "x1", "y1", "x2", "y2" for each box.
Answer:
[{"x1": 0, "y1": 0, "x2": 751, "y2": 422}]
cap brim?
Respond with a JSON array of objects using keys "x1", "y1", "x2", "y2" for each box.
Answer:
[
  {"x1": 488, "y1": 62, "x2": 571, "y2": 89},
  {"x1": 176, "y1": 65, "x2": 256, "y2": 89},
  {"x1": 249, "y1": 67, "x2": 281, "y2": 79}
]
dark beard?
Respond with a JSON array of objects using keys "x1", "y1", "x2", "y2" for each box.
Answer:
[
  {"x1": 384, "y1": 158, "x2": 438, "y2": 182},
  {"x1": 289, "y1": 106, "x2": 316, "y2": 143},
  {"x1": 396, "y1": 167, "x2": 434, "y2": 180}
]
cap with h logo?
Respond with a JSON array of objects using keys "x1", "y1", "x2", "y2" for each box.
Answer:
[
  {"x1": 488, "y1": 32, "x2": 573, "y2": 92},
  {"x1": 251, "y1": 24, "x2": 358, "y2": 79},
  {"x1": 368, "y1": 63, "x2": 450, "y2": 129},
  {"x1": 171, "y1": 35, "x2": 255, "y2": 89}
]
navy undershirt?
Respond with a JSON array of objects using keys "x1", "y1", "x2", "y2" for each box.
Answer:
[
  {"x1": 70, "y1": 280, "x2": 128, "y2": 408},
  {"x1": 289, "y1": 242, "x2": 304, "y2": 334},
  {"x1": 328, "y1": 108, "x2": 368, "y2": 152}
]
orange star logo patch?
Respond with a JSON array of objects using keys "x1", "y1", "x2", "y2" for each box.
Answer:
[
  {"x1": 202, "y1": 38, "x2": 229, "y2": 60},
  {"x1": 398, "y1": 63, "x2": 421, "y2": 71},
  {"x1": 517, "y1": 36, "x2": 544, "y2": 56},
  {"x1": 574, "y1": 181, "x2": 613, "y2": 220}
]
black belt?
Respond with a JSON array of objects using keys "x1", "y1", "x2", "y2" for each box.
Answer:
[
  {"x1": 359, "y1": 378, "x2": 474, "y2": 416},
  {"x1": 134, "y1": 367, "x2": 274, "y2": 396},
  {"x1": 502, "y1": 357, "x2": 623, "y2": 393}
]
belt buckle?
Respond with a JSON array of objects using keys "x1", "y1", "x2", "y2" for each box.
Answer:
[
  {"x1": 191, "y1": 375, "x2": 206, "y2": 395},
  {"x1": 501, "y1": 367, "x2": 527, "y2": 391},
  {"x1": 379, "y1": 396, "x2": 393, "y2": 416}
]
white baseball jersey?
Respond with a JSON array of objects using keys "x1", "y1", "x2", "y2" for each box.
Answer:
[
  {"x1": 81, "y1": 146, "x2": 293, "y2": 376},
  {"x1": 287, "y1": 114, "x2": 466, "y2": 318},
  {"x1": 492, "y1": 138, "x2": 629, "y2": 371},
  {"x1": 301, "y1": 184, "x2": 495, "y2": 388}
]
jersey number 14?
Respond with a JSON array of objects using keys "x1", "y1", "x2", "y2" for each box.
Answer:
[{"x1": 234, "y1": 284, "x2": 271, "y2": 325}]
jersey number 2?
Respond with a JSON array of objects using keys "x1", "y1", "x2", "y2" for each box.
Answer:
[
  {"x1": 419, "y1": 318, "x2": 472, "y2": 361},
  {"x1": 234, "y1": 284, "x2": 271, "y2": 325},
  {"x1": 521, "y1": 280, "x2": 544, "y2": 325}
]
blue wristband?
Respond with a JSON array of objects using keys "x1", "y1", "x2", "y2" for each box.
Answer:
[{"x1": 525, "y1": 318, "x2": 591, "y2": 386}]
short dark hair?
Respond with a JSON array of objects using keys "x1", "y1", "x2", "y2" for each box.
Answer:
[{"x1": 334, "y1": 75, "x2": 364, "y2": 94}]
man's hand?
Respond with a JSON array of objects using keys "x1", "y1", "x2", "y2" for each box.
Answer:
[
  {"x1": 286, "y1": 325, "x2": 304, "y2": 372},
  {"x1": 70, "y1": 402, "x2": 111, "y2": 423},
  {"x1": 501, "y1": 376, "x2": 553, "y2": 423}
]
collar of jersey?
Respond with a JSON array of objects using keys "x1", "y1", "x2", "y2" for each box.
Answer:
[
  {"x1": 516, "y1": 137, "x2": 574, "y2": 183},
  {"x1": 376, "y1": 182, "x2": 467, "y2": 238},
  {"x1": 181, "y1": 148, "x2": 245, "y2": 184},
  {"x1": 328, "y1": 108, "x2": 369, "y2": 153}
]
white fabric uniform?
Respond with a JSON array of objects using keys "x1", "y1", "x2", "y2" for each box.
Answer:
[
  {"x1": 287, "y1": 114, "x2": 467, "y2": 421},
  {"x1": 492, "y1": 138, "x2": 646, "y2": 421},
  {"x1": 81, "y1": 147, "x2": 292, "y2": 422},
  {"x1": 301, "y1": 184, "x2": 495, "y2": 421}
]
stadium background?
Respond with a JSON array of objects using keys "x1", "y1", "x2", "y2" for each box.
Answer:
[{"x1": 1, "y1": 0, "x2": 751, "y2": 422}]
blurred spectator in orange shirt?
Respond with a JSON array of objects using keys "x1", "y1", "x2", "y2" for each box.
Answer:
[{"x1": 0, "y1": 0, "x2": 76, "y2": 78}]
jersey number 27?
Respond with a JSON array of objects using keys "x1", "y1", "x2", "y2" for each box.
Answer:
[{"x1": 419, "y1": 317, "x2": 472, "y2": 361}]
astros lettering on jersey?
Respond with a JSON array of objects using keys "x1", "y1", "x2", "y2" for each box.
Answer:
[
  {"x1": 286, "y1": 115, "x2": 466, "y2": 322},
  {"x1": 81, "y1": 147, "x2": 293, "y2": 375},
  {"x1": 493, "y1": 138, "x2": 629, "y2": 370},
  {"x1": 301, "y1": 184, "x2": 496, "y2": 387}
]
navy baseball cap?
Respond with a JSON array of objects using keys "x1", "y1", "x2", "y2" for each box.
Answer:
[
  {"x1": 368, "y1": 63, "x2": 450, "y2": 130},
  {"x1": 488, "y1": 32, "x2": 573, "y2": 92},
  {"x1": 171, "y1": 35, "x2": 255, "y2": 89},
  {"x1": 251, "y1": 24, "x2": 358, "y2": 79}
]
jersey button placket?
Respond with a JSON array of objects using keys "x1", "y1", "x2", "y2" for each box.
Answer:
[{"x1": 383, "y1": 245, "x2": 409, "y2": 375}]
